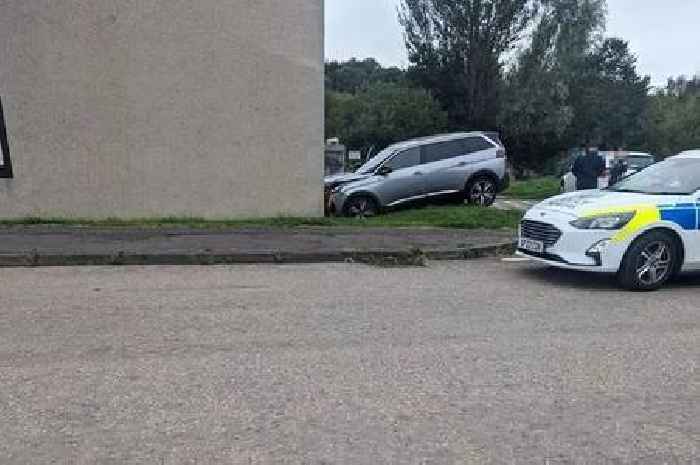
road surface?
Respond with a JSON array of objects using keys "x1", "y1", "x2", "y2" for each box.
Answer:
[{"x1": 1, "y1": 261, "x2": 698, "y2": 464}]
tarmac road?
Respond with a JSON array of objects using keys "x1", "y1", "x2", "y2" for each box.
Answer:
[{"x1": 0, "y1": 260, "x2": 698, "y2": 464}]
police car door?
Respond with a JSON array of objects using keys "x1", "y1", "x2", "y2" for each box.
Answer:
[
  {"x1": 691, "y1": 193, "x2": 700, "y2": 267},
  {"x1": 680, "y1": 187, "x2": 700, "y2": 267}
]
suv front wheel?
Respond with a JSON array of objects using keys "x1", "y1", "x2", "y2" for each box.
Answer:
[
  {"x1": 466, "y1": 176, "x2": 497, "y2": 207},
  {"x1": 343, "y1": 195, "x2": 379, "y2": 218}
]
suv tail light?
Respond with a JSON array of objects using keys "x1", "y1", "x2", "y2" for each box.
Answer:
[{"x1": 496, "y1": 148, "x2": 506, "y2": 159}]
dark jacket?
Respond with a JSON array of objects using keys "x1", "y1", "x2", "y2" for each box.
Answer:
[
  {"x1": 609, "y1": 161, "x2": 627, "y2": 186},
  {"x1": 572, "y1": 153, "x2": 605, "y2": 190}
]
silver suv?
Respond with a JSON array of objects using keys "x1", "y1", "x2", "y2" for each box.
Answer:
[{"x1": 325, "y1": 132, "x2": 508, "y2": 216}]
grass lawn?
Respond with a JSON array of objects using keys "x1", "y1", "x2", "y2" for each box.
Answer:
[
  {"x1": 505, "y1": 177, "x2": 561, "y2": 200},
  {"x1": 0, "y1": 205, "x2": 522, "y2": 230}
]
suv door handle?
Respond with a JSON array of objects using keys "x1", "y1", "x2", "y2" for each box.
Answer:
[
  {"x1": 413, "y1": 171, "x2": 424, "y2": 176},
  {"x1": 455, "y1": 161, "x2": 468, "y2": 167}
]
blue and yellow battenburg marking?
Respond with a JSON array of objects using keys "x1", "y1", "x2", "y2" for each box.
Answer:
[
  {"x1": 657, "y1": 203, "x2": 698, "y2": 230},
  {"x1": 581, "y1": 203, "x2": 699, "y2": 243}
]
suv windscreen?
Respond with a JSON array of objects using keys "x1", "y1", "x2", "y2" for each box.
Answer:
[
  {"x1": 626, "y1": 156, "x2": 654, "y2": 170},
  {"x1": 386, "y1": 147, "x2": 421, "y2": 171},
  {"x1": 355, "y1": 147, "x2": 394, "y2": 174},
  {"x1": 609, "y1": 158, "x2": 700, "y2": 195}
]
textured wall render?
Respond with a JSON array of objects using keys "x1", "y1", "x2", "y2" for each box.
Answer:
[{"x1": 0, "y1": 0, "x2": 324, "y2": 218}]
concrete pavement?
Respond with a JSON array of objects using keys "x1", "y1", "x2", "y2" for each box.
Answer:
[
  {"x1": 0, "y1": 226, "x2": 515, "y2": 266},
  {"x1": 493, "y1": 198, "x2": 538, "y2": 211},
  {"x1": 1, "y1": 261, "x2": 698, "y2": 464}
]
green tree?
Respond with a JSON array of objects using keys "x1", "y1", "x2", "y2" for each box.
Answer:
[
  {"x1": 665, "y1": 76, "x2": 700, "y2": 97},
  {"x1": 399, "y1": 0, "x2": 537, "y2": 130},
  {"x1": 645, "y1": 76, "x2": 700, "y2": 157},
  {"x1": 325, "y1": 58, "x2": 407, "y2": 94},
  {"x1": 585, "y1": 38, "x2": 650, "y2": 148},
  {"x1": 499, "y1": 0, "x2": 606, "y2": 168},
  {"x1": 325, "y1": 82, "x2": 448, "y2": 153},
  {"x1": 499, "y1": 1, "x2": 651, "y2": 169}
]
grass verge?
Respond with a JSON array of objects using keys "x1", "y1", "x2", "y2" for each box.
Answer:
[
  {"x1": 505, "y1": 177, "x2": 560, "y2": 200},
  {"x1": 0, "y1": 206, "x2": 522, "y2": 230}
]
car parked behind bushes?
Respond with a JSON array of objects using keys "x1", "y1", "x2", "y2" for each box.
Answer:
[{"x1": 560, "y1": 151, "x2": 655, "y2": 193}]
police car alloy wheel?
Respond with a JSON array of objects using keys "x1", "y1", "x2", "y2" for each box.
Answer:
[{"x1": 617, "y1": 230, "x2": 680, "y2": 291}]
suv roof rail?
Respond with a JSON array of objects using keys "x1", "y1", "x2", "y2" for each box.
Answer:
[
  {"x1": 483, "y1": 131, "x2": 502, "y2": 146},
  {"x1": 400, "y1": 131, "x2": 494, "y2": 144}
]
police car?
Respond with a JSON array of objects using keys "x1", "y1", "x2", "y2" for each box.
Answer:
[{"x1": 518, "y1": 150, "x2": 700, "y2": 290}]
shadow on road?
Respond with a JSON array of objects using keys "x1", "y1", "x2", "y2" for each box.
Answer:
[{"x1": 517, "y1": 264, "x2": 700, "y2": 291}]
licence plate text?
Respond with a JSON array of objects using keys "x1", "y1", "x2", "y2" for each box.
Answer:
[{"x1": 519, "y1": 238, "x2": 545, "y2": 253}]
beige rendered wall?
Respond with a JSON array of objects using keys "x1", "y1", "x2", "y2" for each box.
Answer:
[{"x1": 0, "y1": 0, "x2": 324, "y2": 218}]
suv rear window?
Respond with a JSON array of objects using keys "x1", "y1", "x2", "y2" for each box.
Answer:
[
  {"x1": 463, "y1": 137, "x2": 494, "y2": 153},
  {"x1": 423, "y1": 140, "x2": 465, "y2": 163}
]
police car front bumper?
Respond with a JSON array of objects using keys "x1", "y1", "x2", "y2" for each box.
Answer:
[{"x1": 517, "y1": 207, "x2": 629, "y2": 273}]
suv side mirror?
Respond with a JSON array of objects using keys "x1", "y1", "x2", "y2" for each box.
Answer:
[{"x1": 377, "y1": 166, "x2": 393, "y2": 176}]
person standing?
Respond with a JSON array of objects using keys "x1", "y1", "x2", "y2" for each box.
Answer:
[
  {"x1": 572, "y1": 145, "x2": 605, "y2": 190},
  {"x1": 609, "y1": 158, "x2": 628, "y2": 186}
]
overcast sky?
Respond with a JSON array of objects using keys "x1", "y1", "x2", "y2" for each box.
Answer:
[{"x1": 325, "y1": 0, "x2": 700, "y2": 86}]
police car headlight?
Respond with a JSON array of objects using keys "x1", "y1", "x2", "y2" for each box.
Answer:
[{"x1": 570, "y1": 212, "x2": 635, "y2": 230}]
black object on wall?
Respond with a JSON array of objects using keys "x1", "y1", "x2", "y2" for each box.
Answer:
[{"x1": 0, "y1": 96, "x2": 13, "y2": 179}]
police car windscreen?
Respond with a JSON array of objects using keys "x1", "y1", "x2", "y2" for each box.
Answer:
[
  {"x1": 626, "y1": 155, "x2": 654, "y2": 169},
  {"x1": 610, "y1": 158, "x2": 700, "y2": 195}
]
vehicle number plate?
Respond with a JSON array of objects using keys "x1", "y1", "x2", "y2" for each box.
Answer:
[{"x1": 519, "y1": 238, "x2": 545, "y2": 253}]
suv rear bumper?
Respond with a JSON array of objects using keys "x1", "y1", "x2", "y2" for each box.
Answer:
[{"x1": 498, "y1": 172, "x2": 510, "y2": 192}]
